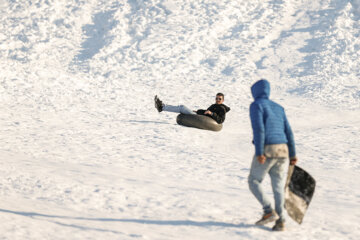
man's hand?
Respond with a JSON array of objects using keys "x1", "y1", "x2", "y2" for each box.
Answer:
[
  {"x1": 204, "y1": 110, "x2": 212, "y2": 115},
  {"x1": 257, "y1": 155, "x2": 266, "y2": 164},
  {"x1": 290, "y1": 157, "x2": 298, "y2": 165}
]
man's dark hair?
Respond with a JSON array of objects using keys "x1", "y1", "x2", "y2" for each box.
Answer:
[{"x1": 216, "y1": 93, "x2": 224, "y2": 99}]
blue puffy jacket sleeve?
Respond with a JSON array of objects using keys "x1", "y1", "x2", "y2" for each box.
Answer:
[
  {"x1": 250, "y1": 103, "x2": 265, "y2": 156},
  {"x1": 284, "y1": 112, "x2": 296, "y2": 158}
]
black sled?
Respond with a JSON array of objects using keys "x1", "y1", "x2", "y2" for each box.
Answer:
[{"x1": 285, "y1": 165, "x2": 316, "y2": 224}]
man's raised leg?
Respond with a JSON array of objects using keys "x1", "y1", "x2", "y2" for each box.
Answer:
[{"x1": 163, "y1": 104, "x2": 194, "y2": 114}]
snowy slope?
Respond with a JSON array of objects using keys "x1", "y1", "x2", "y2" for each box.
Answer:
[{"x1": 0, "y1": 0, "x2": 359, "y2": 239}]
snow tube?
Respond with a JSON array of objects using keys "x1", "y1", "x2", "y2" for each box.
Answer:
[{"x1": 176, "y1": 114, "x2": 222, "y2": 131}]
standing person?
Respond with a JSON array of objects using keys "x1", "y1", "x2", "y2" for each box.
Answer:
[
  {"x1": 154, "y1": 93, "x2": 230, "y2": 124},
  {"x1": 248, "y1": 79, "x2": 298, "y2": 231}
]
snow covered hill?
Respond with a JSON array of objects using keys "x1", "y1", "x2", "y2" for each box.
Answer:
[{"x1": 0, "y1": 0, "x2": 359, "y2": 239}]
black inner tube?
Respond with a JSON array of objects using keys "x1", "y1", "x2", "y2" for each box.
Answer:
[{"x1": 176, "y1": 114, "x2": 223, "y2": 131}]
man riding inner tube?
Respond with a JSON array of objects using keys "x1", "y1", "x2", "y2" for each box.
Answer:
[{"x1": 154, "y1": 93, "x2": 230, "y2": 124}]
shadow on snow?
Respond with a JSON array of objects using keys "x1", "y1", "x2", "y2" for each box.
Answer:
[{"x1": 0, "y1": 208, "x2": 268, "y2": 232}]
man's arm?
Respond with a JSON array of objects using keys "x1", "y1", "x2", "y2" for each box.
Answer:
[
  {"x1": 203, "y1": 105, "x2": 226, "y2": 124},
  {"x1": 210, "y1": 108, "x2": 226, "y2": 124},
  {"x1": 196, "y1": 109, "x2": 206, "y2": 115},
  {"x1": 284, "y1": 111, "x2": 297, "y2": 165},
  {"x1": 250, "y1": 103, "x2": 265, "y2": 157}
]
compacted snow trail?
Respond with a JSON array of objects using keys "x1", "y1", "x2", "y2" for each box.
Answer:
[{"x1": 0, "y1": 0, "x2": 359, "y2": 239}]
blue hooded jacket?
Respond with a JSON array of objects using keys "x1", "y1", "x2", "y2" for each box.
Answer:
[{"x1": 250, "y1": 79, "x2": 296, "y2": 157}]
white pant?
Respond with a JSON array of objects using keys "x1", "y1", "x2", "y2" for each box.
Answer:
[
  {"x1": 163, "y1": 104, "x2": 195, "y2": 115},
  {"x1": 248, "y1": 144, "x2": 289, "y2": 221}
]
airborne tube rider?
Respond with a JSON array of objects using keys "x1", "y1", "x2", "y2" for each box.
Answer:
[{"x1": 154, "y1": 93, "x2": 230, "y2": 130}]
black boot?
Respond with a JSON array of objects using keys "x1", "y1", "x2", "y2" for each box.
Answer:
[
  {"x1": 272, "y1": 219, "x2": 285, "y2": 231},
  {"x1": 255, "y1": 210, "x2": 278, "y2": 225},
  {"x1": 154, "y1": 95, "x2": 163, "y2": 112}
]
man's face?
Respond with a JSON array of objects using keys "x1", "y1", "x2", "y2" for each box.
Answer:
[{"x1": 215, "y1": 95, "x2": 224, "y2": 104}]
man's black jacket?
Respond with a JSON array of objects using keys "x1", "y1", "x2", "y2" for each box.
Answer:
[{"x1": 196, "y1": 104, "x2": 230, "y2": 124}]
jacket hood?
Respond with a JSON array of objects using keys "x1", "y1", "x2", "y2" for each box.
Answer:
[
  {"x1": 223, "y1": 104, "x2": 230, "y2": 112},
  {"x1": 251, "y1": 79, "x2": 270, "y2": 99},
  {"x1": 220, "y1": 104, "x2": 231, "y2": 112},
  {"x1": 213, "y1": 103, "x2": 230, "y2": 112}
]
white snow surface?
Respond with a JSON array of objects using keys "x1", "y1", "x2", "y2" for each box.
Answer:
[{"x1": 0, "y1": 0, "x2": 360, "y2": 239}]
